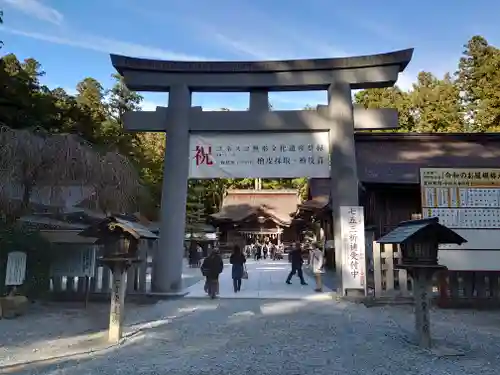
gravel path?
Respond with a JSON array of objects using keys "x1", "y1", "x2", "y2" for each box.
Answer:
[{"x1": 2, "y1": 298, "x2": 500, "y2": 374}]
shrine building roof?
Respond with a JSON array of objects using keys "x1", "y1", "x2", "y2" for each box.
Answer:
[
  {"x1": 302, "y1": 132, "x2": 500, "y2": 210},
  {"x1": 210, "y1": 189, "x2": 300, "y2": 226}
]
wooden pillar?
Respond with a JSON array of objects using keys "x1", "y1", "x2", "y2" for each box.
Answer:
[
  {"x1": 413, "y1": 271, "x2": 432, "y2": 348},
  {"x1": 108, "y1": 263, "x2": 127, "y2": 343}
]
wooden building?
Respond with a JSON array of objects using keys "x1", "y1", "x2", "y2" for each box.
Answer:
[
  {"x1": 298, "y1": 133, "x2": 500, "y2": 267},
  {"x1": 210, "y1": 189, "x2": 303, "y2": 251}
]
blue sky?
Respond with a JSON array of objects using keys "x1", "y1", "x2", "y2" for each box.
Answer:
[{"x1": 1, "y1": 0, "x2": 499, "y2": 111}]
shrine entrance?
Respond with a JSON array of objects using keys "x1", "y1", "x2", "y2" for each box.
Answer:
[{"x1": 111, "y1": 49, "x2": 413, "y2": 294}]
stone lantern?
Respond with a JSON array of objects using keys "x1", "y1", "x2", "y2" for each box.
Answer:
[
  {"x1": 377, "y1": 217, "x2": 466, "y2": 349},
  {"x1": 79, "y1": 216, "x2": 158, "y2": 343}
]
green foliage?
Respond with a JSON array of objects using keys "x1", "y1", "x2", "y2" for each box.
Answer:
[
  {"x1": 409, "y1": 72, "x2": 464, "y2": 132},
  {"x1": 354, "y1": 35, "x2": 500, "y2": 133},
  {"x1": 0, "y1": 224, "x2": 53, "y2": 298},
  {"x1": 456, "y1": 36, "x2": 500, "y2": 132},
  {"x1": 186, "y1": 182, "x2": 207, "y2": 232}
]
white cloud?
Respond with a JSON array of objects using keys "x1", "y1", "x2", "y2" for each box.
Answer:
[
  {"x1": 183, "y1": 2, "x2": 347, "y2": 61},
  {"x1": 141, "y1": 100, "x2": 161, "y2": 111},
  {"x1": 2, "y1": 27, "x2": 210, "y2": 60},
  {"x1": 395, "y1": 71, "x2": 417, "y2": 91},
  {"x1": 1, "y1": 0, "x2": 63, "y2": 25},
  {"x1": 210, "y1": 31, "x2": 280, "y2": 60}
]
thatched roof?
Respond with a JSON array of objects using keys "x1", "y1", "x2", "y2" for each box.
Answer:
[{"x1": 211, "y1": 189, "x2": 300, "y2": 226}]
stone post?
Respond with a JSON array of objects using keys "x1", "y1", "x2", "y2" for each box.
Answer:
[
  {"x1": 152, "y1": 85, "x2": 191, "y2": 293},
  {"x1": 327, "y1": 82, "x2": 360, "y2": 295},
  {"x1": 108, "y1": 264, "x2": 127, "y2": 343}
]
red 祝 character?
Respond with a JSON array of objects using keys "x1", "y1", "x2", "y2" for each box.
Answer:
[{"x1": 195, "y1": 146, "x2": 214, "y2": 166}]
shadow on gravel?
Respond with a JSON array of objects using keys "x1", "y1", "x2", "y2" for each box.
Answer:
[
  {"x1": 0, "y1": 271, "x2": 203, "y2": 350},
  {"x1": 4, "y1": 298, "x2": 500, "y2": 374},
  {"x1": 0, "y1": 298, "x2": 340, "y2": 374},
  {"x1": 0, "y1": 301, "x2": 186, "y2": 349}
]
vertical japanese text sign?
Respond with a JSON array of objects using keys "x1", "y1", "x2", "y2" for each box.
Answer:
[{"x1": 340, "y1": 206, "x2": 367, "y2": 295}]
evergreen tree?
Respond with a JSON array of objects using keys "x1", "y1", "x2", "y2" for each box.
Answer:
[
  {"x1": 456, "y1": 36, "x2": 500, "y2": 131},
  {"x1": 185, "y1": 183, "x2": 207, "y2": 240}
]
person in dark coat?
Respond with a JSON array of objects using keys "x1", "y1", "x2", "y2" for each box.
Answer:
[
  {"x1": 229, "y1": 245, "x2": 246, "y2": 293},
  {"x1": 285, "y1": 242, "x2": 308, "y2": 285},
  {"x1": 201, "y1": 249, "x2": 224, "y2": 296},
  {"x1": 188, "y1": 243, "x2": 197, "y2": 267},
  {"x1": 254, "y1": 243, "x2": 262, "y2": 261}
]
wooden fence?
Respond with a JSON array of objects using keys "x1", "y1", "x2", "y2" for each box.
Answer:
[
  {"x1": 49, "y1": 239, "x2": 157, "y2": 301},
  {"x1": 372, "y1": 242, "x2": 500, "y2": 308},
  {"x1": 437, "y1": 271, "x2": 500, "y2": 308},
  {"x1": 372, "y1": 242, "x2": 413, "y2": 302}
]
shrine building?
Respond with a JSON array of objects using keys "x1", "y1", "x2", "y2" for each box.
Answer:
[{"x1": 209, "y1": 189, "x2": 304, "y2": 251}]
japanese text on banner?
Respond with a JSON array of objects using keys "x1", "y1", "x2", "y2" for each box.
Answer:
[
  {"x1": 340, "y1": 206, "x2": 366, "y2": 292},
  {"x1": 421, "y1": 168, "x2": 500, "y2": 187},
  {"x1": 189, "y1": 132, "x2": 330, "y2": 178}
]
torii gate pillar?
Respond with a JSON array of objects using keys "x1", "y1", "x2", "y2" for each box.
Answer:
[
  {"x1": 111, "y1": 49, "x2": 413, "y2": 293},
  {"x1": 156, "y1": 86, "x2": 191, "y2": 291}
]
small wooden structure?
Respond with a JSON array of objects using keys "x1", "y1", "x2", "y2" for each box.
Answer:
[
  {"x1": 378, "y1": 217, "x2": 466, "y2": 348},
  {"x1": 79, "y1": 216, "x2": 158, "y2": 343}
]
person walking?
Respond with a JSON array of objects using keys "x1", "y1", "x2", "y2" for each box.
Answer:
[
  {"x1": 254, "y1": 242, "x2": 262, "y2": 261},
  {"x1": 201, "y1": 249, "x2": 224, "y2": 298},
  {"x1": 286, "y1": 242, "x2": 308, "y2": 285},
  {"x1": 196, "y1": 243, "x2": 203, "y2": 267},
  {"x1": 310, "y1": 243, "x2": 325, "y2": 292},
  {"x1": 244, "y1": 243, "x2": 251, "y2": 258},
  {"x1": 229, "y1": 245, "x2": 247, "y2": 293},
  {"x1": 188, "y1": 244, "x2": 196, "y2": 268}
]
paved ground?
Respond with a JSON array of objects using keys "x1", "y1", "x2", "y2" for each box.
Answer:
[
  {"x1": 186, "y1": 259, "x2": 333, "y2": 299},
  {"x1": 146, "y1": 259, "x2": 204, "y2": 291},
  {"x1": 2, "y1": 260, "x2": 500, "y2": 374}
]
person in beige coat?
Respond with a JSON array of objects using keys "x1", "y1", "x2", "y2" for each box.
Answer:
[{"x1": 310, "y1": 243, "x2": 325, "y2": 292}]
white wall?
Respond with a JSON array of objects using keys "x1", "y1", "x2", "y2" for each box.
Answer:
[{"x1": 439, "y1": 250, "x2": 500, "y2": 271}]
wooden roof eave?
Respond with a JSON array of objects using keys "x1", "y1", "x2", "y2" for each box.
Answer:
[
  {"x1": 210, "y1": 206, "x2": 293, "y2": 227},
  {"x1": 258, "y1": 207, "x2": 294, "y2": 227},
  {"x1": 297, "y1": 201, "x2": 330, "y2": 215}
]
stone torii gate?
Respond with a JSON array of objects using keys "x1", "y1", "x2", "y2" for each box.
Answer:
[{"x1": 111, "y1": 49, "x2": 413, "y2": 294}]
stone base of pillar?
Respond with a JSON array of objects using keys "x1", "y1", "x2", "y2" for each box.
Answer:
[{"x1": 344, "y1": 288, "x2": 365, "y2": 298}]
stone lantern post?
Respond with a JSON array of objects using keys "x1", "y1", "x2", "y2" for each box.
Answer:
[
  {"x1": 377, "y1": 217, "x2": 466, "y2": 349},
  {"x1": 79, "y1": 216, "x2": 158, "y2": 343}
]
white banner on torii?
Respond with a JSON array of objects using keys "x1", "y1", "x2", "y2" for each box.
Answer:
[{"x1": 189, "y1": 132, "x2": 330, "y2": 178}]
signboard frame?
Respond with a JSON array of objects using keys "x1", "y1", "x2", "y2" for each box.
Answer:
[
  {"x1": 420, "y1": 168, "x2": 500, "y2": 229},
  {"x1": 420, "y1": 167, "x2": 500, "y2": 271}
]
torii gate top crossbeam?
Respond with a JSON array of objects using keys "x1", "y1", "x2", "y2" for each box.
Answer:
[{"x1": 111, "y1": 49, "x2": 414, "y2": 92}]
